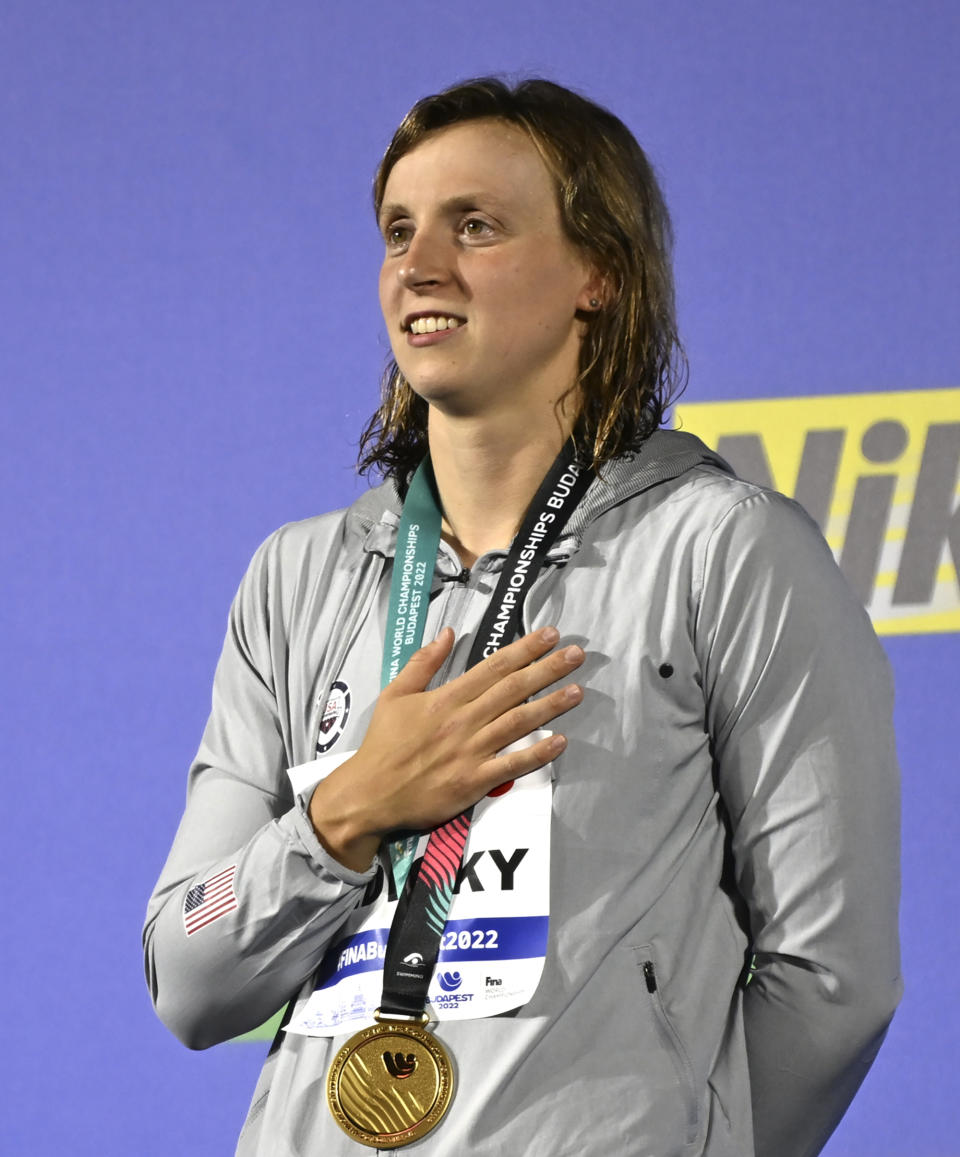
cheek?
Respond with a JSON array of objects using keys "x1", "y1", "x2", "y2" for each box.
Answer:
[
  {"x1": 504, "y1": 269, "x2": 582, "y2": 337},
  {"x1": 478, "y1": 258, "x2": 523, "y2": 297},
  {"x1": 509, "y1": 244, "x2": 584, "y2": 304},
  {"x1": 379, "y1": 268, "x2": 405, "y2": 358},
  {"x1": 483, "y1": 259, "x2": 563, "y2": 324},
  {"x1": 378, "y1": 264, "x2": 393, "y2": 317}
]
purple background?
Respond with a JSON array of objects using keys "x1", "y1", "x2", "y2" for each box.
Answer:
[{"x1": 2, "y1": 2, "x2": 957, "y2": 1153}]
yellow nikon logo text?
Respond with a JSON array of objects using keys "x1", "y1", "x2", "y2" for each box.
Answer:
[{"x1": 676, "y1": 389, "x2": 960, "y2": 635}]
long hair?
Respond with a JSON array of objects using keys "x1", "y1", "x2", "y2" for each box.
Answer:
[{"x1": 359, "y1": 77, "x2": 687, "y2": 482}]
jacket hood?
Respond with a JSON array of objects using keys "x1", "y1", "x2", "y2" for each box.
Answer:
[{"x1": 346, "y1": 430, "x2": 733, "y2": 542}]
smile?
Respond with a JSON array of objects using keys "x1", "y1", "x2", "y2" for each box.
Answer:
[{"x1": 403, "y1": 315, "x2": 463, "y2": 334}]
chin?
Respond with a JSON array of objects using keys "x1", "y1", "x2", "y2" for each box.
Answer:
[{"x1": 406, "y1": 376, "x2": 476, "y2": 414}]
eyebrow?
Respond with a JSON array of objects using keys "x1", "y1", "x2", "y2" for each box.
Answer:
[{"x1": 378, "y1": 192, "x2": 508, "y2": 226}]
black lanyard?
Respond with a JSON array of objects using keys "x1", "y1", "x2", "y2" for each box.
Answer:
[{"x1": 378, "y1": 447, "x2": 592, "y2": 1019}]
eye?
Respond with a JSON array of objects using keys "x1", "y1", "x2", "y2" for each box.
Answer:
[
  {"x1": 384, "y1": 221, "x2": 412, "y2": 250},
  {"x1": 460, "y1": 216, "x2": 493, "y2": 239}
]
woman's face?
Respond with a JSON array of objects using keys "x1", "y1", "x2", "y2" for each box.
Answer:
[{"x1": 377, "y1": 118, "x2": 599, "y2": 423}]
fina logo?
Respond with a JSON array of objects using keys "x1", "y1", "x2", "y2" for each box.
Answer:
[
  {"x1": 402, "y1": 952, "x2": 424, "y2": 966},
  {"x1": 437, "y1": 971, "x2": 462, "y2": 992}
]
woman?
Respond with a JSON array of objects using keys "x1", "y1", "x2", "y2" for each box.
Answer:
[{"x1": 145, "y1": 78, "x2": 900, "y2": 1156}]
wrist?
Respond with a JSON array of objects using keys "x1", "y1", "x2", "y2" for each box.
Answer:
[{"x1": 307, "y1": 767, "x2": 381, "y2": 873}]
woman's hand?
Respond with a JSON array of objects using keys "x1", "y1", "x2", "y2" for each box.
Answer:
[{"x1": 308, "y1": 626, "x2": 584, "y2": 870}]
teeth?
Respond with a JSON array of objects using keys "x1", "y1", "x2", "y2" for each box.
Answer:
[{"x1": 410, "y1": 316, "x2": 460, "y2": 334}]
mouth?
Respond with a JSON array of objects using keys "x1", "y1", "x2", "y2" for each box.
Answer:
[{"x1": 402, "y1": 311, "x2": 467, "y2": 335}]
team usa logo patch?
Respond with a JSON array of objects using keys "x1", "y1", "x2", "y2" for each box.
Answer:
[
  {"x1": 317, "y1": 680, "x2": 351, "y2": 753},
  {"x1": 183, "y1": 864, "x2": 238, "y2": 935}
]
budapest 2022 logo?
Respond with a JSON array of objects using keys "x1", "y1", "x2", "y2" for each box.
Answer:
[{"x1": 677, "y1": 388, "x2": 960, "y2": 635}]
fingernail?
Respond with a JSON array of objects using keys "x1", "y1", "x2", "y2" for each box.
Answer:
[
  {"x1": 563, "y1": 645, "x2": 584, "y2": 662},
  {"x1": 540, "y1": 627, "x2": 559, "y2": 644},
  {"x1": 564, "y1": 684, "x2": 582, "y2": 700},
  {"x1": 549, "y1": 735, "x2": 567, "y2": 754}
]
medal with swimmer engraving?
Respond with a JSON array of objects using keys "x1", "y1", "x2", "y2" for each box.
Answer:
[{"x1": 326, "y1": 1016, "x2": 455, "y2": 1148}]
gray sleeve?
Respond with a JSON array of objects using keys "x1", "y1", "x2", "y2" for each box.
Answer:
[
  {"x1": 142, "y1": 537, "x2": 375, "y2": 1050},
  {"x1": 694, "y1": 489, "x2": 902, "y2": 1157}
]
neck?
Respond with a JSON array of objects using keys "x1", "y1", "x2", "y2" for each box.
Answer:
[{"x1": 427, "y1": 405, "x2": 575, "y2": 569}]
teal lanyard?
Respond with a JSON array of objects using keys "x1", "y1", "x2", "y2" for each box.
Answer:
[{"x1": 381, "y1": 459, "x2": 444, "y2": 893}]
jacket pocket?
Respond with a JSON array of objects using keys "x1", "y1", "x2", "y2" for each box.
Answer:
[{"x1": 630, "y1": 945, "x2": 700, "y2": 1147}]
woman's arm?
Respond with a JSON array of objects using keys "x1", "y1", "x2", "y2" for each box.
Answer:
[
  {"x1": 142, "y1": 537, "x2": 376, "y2": 1049},
  {"x1": 696, "y1": 487, "x2": 902, "y2": 1157}
]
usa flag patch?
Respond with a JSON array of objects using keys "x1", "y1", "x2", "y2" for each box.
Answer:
[{"x1": 183, "y1": 864, "x2": 238, "y2": 935}]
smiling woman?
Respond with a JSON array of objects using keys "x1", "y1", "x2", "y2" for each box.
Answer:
[
  {"x1": 145, "y1": 75, "x2": 901, "y2": 1157},
  {"x1": 361, "y1": 77, "x2": 687, "y2": 485},
  {"x1": 377, "y1": 119, "x2": 600, "y2": 429}
]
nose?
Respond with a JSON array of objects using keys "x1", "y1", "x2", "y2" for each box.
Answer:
[{"x1": 397, "y1": 226, "x2": 452, "y2": 291}]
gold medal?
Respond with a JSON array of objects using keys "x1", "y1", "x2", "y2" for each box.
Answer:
[{"x1": 327, "y1": 1013, "x2": 455, "y2": 1149}]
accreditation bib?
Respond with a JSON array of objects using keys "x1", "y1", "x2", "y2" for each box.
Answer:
[{"x1": 285, "y1": 732, "x2": 554, "y2": 1037}]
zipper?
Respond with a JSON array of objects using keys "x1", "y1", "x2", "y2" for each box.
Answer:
[
  {"x1": 432, "y1": 562, "x2": 481, "y2": 684},
  {"x1": 436, "y1": 550, "x2": 555, "y2": 680},
  {"x1": 640, "y1": 956, "x2": 699, "y2": 1145},
  {"x1": 306, "y1": 551, "x2": 384, "y2": 761}
]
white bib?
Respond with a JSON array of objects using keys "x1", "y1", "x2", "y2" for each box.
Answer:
[{"x1": 285, "y1": 732, "x2": 554, "y2": 1037}]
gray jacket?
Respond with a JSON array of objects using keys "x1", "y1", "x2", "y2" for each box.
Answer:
[{"x1": 144, "y1": 430, "x2": 901, "y2": 1157}]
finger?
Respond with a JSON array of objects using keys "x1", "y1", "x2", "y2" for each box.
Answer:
[
  {"x1": 465, "y1": 643, "x2": 585, "y2": 726},
  {"x1": 385, "y1": 627, "x2": 455, "y2": 695},
  {"x1": 443, "y1": 627, "x2": 563, "y2": 705},
  {"x1": 477, "y1": 731, "x2": 568, "y2": 791},
  {"x1": 476, "y1": 681, "x2": 583, "y2": 755}
]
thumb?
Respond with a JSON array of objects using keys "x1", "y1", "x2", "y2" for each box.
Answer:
[{"x1": 385, "y1": 627, "x2": 455, "y2": 696}]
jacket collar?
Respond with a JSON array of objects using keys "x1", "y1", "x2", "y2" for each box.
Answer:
[{"x1": 347, "y1": 430, "x2": 732, "y2": 557}]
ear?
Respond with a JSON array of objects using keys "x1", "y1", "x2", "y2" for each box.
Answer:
[{"x1": 575, "y1": 267, "x2": 609, "y2": 314}]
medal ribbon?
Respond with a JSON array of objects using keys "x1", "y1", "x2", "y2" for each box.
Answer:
[
  {"x1": 378, "y1": 447, "x2": 593, "y2": 1019},
  {"x1": 380, "y1": 461, "x2": 445, "y2": 895}
]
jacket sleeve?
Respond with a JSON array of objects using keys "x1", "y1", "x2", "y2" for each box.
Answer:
[
  {"x1": 694, "y1": 487, "x2": 902, "y2": 1157},
  {"x1": 142, "y1": 535, "x2": 376, "y2": 1050}
]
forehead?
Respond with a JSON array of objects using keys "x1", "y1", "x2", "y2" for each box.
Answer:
[{"x1": 380, "y1": 118, "x2": 559, "y2": 215}]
